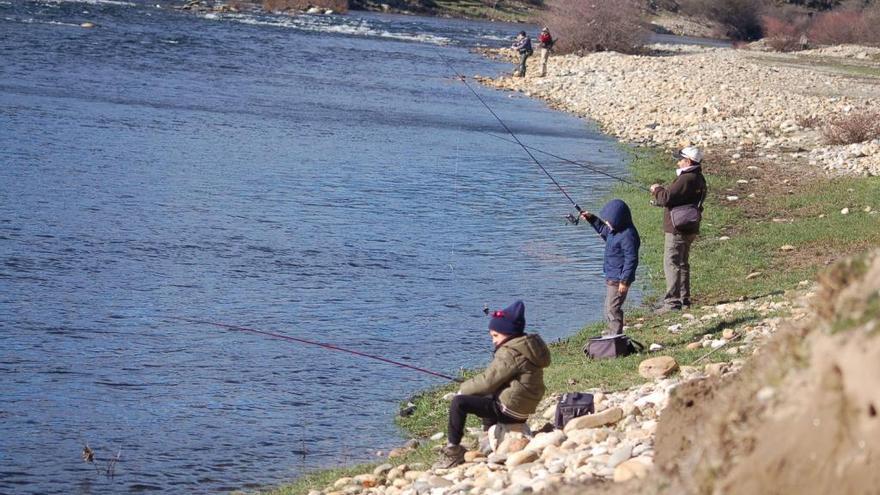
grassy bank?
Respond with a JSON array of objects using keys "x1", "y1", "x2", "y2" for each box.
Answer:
[
  {"x1": 263, "y1": 146, "x2": 880, "y2": 494},
  {"x1": 397, "y1": 147, "x2": 880, "y2": 436}
]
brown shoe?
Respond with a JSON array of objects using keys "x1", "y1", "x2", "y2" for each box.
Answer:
[{"x1": 433, "y1": 444, "x2": 466, "y2": 469}]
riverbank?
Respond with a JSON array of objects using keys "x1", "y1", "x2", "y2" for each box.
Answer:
[
  {"x1": 483, "y1": 43, "x2": 880, "y2": 176},
  {"x1": 263, "y1": 44, "x2": 880, "y2": 495}
]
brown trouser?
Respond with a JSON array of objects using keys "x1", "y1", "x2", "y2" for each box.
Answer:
[
  {"x1": 663, "y1": 232, "x2": 697, "y2": 308},
  {"x1": 605, "y1": 280, "x2": 628, "y2": 335},
  {"x1": 539, "y1": 47, "x2": 550, "y2": 76}
]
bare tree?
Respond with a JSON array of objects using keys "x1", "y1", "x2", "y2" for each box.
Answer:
[{"x1": 539, "y1": 0, "x2": 648, "y2": 55}]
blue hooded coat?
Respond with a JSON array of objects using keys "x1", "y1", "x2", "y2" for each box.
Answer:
[{"x1": 588, "y1": 199, "x2": 640, "y2": 284}]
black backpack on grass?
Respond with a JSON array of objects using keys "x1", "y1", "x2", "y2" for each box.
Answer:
[
  {"x1": 583, "y1": 334, "x2": 644, "y2": 359},
  {"x1": 554, "y1": 392, "x2": 595, "y2": 429}
]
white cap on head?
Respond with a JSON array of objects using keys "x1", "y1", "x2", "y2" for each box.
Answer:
[{"x1": 674, "y1": 146, "x2": 703, "y2": 164}]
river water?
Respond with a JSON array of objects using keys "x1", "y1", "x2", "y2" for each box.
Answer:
[{"x1": 0, "y1": 2, "x2": 632, "y2": 492}]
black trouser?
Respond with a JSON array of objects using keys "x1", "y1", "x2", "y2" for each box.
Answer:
[{"x1": 447, "y1": 394, "x2": 523, "y2": 445}]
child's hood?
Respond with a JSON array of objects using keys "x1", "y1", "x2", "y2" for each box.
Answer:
[
  {"x1": 505, "y1": 333, "x2": 551, "y2": 368},
  {"x1": 599, "y1": 199, "x2": 634, "y2": 231}
]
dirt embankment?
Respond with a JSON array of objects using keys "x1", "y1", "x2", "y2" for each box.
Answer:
[
  {"x1": 550, "y1": 251, "x2": 880, "y2": 495},
  {"x1": 653, "y1": 251, "x2": 880, "y2": 494}
]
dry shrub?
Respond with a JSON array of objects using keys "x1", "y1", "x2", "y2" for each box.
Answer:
[
  {"x1": 680, "y1": 0, "x2": 767, "y2": 41},
  {"x1": 762, "y1": 15, "x2": 807, "y2": 51},
  {"x1": 822, "y1": 111, "x2": 880, "y2": 145},
  {"x1": 262, "y1": 0, "x2": 347, "y2": 12},
  {"x1": 796, "y1": 114, "x2": 822, "y2": 128},
  {"x1": 538, "y1": 0, "x2": 647, "y2": 55},
  {"x1": 808, "y1": 7, "x2": 880, "y2": 45}
]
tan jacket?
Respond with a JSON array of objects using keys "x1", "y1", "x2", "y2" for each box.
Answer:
[{"x1": 459, "y1": 334, "x2": 551, "y2": 420}]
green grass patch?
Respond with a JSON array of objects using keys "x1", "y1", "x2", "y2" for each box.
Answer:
[{"x1": 258, "y1": 445, "x2": 438, "y2": 495}]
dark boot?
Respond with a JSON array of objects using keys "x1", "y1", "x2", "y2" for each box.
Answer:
[{"x1": 433, "y1": 444, "x2": 466, "y2": 469}]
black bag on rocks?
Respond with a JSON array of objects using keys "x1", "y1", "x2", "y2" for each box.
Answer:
[
  {"x1": 583, "y1": 334, "x2": 645, "y2": 359},
  {"x1": 554, "y1": 392, "x2": 595, "y2": 429}
]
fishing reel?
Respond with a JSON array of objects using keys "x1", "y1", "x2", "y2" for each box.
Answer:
[{"x1": 565, "y1": 213, "x2": 580, "y2": 226}]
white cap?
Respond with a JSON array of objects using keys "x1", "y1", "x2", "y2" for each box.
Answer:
[{"x1": 674, "y1": 146, "x2": 703, "y2": 164}]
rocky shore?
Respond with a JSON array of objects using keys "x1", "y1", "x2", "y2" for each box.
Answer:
[
  {"x1": 481, "y1": 44, "x2": 880, "y2": 176},
  {"x1": 304, "y1": 292, "x2": 807, "y2": 495}
]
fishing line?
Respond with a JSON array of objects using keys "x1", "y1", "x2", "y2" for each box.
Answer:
[
  {"x1": 483, "y1": 132, "x2": 651, "y2": 193},
  {"x1": 169, "y1": 316, "x2": 462, "y2": 382},
  {"x1": 435, "y1": 48, "x2": 584, "y2": 214}
]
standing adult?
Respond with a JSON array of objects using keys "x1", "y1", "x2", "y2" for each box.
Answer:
[
  {"x1": 650, "y1": 147, "x2": 707, "y2": 313},
  {"x1": 537, "y1": 27, "x2": 554, "y2": 77},
  {"x1": 511, "y1": 31, "x2": 533, "y2": 77}
]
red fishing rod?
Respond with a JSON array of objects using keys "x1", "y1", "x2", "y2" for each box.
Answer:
[{"x1": 169, "y1": 316, "x2": 463, "y2": 382}]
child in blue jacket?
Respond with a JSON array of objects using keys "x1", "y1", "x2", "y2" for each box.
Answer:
[{"x1": 580, "y1": 199, "x2": 641, "y2": 335}]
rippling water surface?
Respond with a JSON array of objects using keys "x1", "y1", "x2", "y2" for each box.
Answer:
[{"x1": 0, "y1": 1, "x2": 631, "y2": 492}]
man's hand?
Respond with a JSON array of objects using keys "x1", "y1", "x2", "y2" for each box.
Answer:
[
  {"x1": 579, "y1": 210, "x2": 592, "y2": 220},
  {"x1": 650, "y1": 184, "x2": 661, "y2": 194},
  {"x1": 618, "y1": 282, "x2": 630, "y2": 295}
]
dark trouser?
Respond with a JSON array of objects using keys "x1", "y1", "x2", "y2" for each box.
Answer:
[
  {"x1": 514, "y1": 52, "x2": 530, "y2": 77},
  {"x1": 604, "y1": 279, "x2": 627, "y2": 335},
  {"x1": 663, "y1": 232, "x2": 697, "y2": 308},
  {"x1": 447, "y1": 395, "x2": 523, "y2": 446}
]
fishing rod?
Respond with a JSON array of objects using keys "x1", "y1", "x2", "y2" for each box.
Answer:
[
  {"x1": 169, "y1": 316, "x2": 463, "y2": 382},
  {"x1": 435, "y1": 49, "x2": 585, "y2": 218},
  {"x1": 483, "y1": 132, "x2": 651, "y2": 193}
]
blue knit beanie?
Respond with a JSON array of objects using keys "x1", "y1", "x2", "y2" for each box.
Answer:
[{"x1": 488, "y1": 300, "x2": 526, "y2": 336}]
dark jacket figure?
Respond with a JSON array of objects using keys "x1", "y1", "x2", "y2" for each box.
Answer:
[
  {"x1": 651, "y1": 146, "x2": 708, "y2": 311},
  {"x1": 652, "y1": 166, "x2": 707, "y2": 235},
  {"x1": 437, "y1": 300, "x2": 551, "y2": 468},
  {"x1": 511, "y1": 31, "x2": 533, "y2": 77},
  {"x1": 583, "y1": 199, "x2": 640, "y2": 335}
]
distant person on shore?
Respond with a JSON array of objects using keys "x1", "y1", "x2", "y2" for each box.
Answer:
[
  {"x1": 511, "y1": 31, "x2": 533, "y2": 77},
  {"x1": 537, "y1": 27, "x2": 554, "y2": 77},
  {"x1": 435, "y1": 300, "x2": 550, "y2": 468},
  {"x1": 650, "y1": 147, "x2": 707, "y2": 313},
  {"x1": 580, "y1": 199, "x2": 640, "y2": 335}
]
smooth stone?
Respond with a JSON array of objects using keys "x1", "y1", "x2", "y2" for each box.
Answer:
[
  {"x1": 373, "y1": 463, "x2": 393, "y2": 476},
  {"x1": 387, "y1": 465, "x2": 407, "y2": 480},
  {"x1": 563, "y1": 407, "x2": 624, "y2": 433},
  {"x1": 705, "y1": 362, "x2": 730, "y2": 376},
  {"x1": 608, "y1": 443, "x2": 633, "y2": 468},
  {"x1": 638, "y1": 356, "x2": 678, "y2": 379},
  {"x1": 525, "y1": 430, "x2": 566, "y2": 452},
  {"x1": 353, "y1": 473, "x2": 379, "y2": 487},
  {"x1": 464, "y1": 450, "x2": 485, "y2": 462},
  {"x1": 404, "y1": 470, "x2": 426, "y2": 481},
  {"x1": 613, "y1": 458, "x2": 650, "y2": 482},
  {"x1": 505, "y1": 449, "x2": 539, "y2": 467},
  {"x1": 497, "y1": 433, "x2": 529, "y2": 456},
  {"x1": 427, "y1": 475, "x2": 453, "y2": 488}
]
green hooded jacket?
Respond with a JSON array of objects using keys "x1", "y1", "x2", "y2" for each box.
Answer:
[{"x1": 459, "y1": 333, "x2": 551, "y2": 420}]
